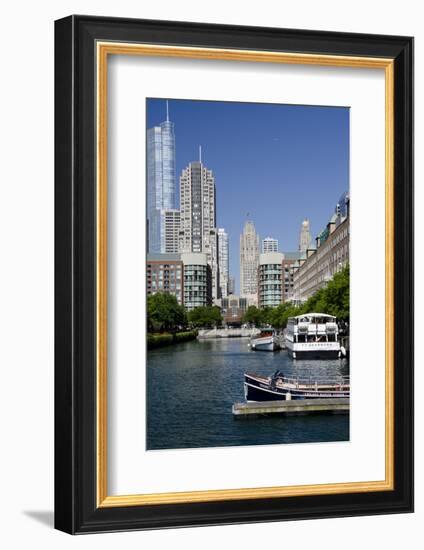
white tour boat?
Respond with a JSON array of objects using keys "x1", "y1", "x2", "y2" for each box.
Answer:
[
  {"x1": 250, "y1": 329, "x2": 280, "y2": 352},
  {"x1": 285, "y1": 313, "x2": 341, "y2": 359}
]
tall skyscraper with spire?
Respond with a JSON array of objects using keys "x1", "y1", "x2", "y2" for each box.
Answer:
[
  {"x1": 299, "y1": 219, "x2": 312, "y2": 253},
  {"x1": 178, "y1": 152, "x2": 220, "y2": 301},
  {"x1": 240, "y1": 219, "x2": 260, "y2": 304},
  {"x1": 147, "y1": 100, "x2": 177, "y2": 252}
]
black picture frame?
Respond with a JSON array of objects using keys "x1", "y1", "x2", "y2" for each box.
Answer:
[{"x1": 55, "y1": 15, "x2": 414, "y2": 534}]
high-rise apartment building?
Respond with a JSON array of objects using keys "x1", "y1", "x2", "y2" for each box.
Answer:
[
  {"x1": 262, "y1": 236, "x2": 278, "y2": 253},
  {"x1": 240, "y1": 220, "x2": 259, "y2": 303},
  {"x1": 147, "y1": 103, "x2": 176, "y2": 253},
  {"x1": 228, "y1": 276, "x2": 235, "y2": 296},
  {"x1": 217, "y1": 228, "x2": 229, "y2": 298},
  {"x1": 146, "y1": 253, "x2": 184, "y2": 305},
  {"x1": 281, "y1": 252, "x2": 302, "y2": 302},
  {"x1": 181, "y1": 252, "x2": 212, "y2": 310},
  {"x1": 299, "y1": 218, "x2": 312, "y2": 253},
  {"x1": 146, "y1": 252, "x2": 212, "y2": 310},
  {"x1": 161, "y1": 209, "x2": 180, "y2": 253},
  {"x1": 258, "y1": 252, "x2": 284, "y2": 308},
  {"x1": 178, "y1": 159, "x2": 220, "y2": 301}
]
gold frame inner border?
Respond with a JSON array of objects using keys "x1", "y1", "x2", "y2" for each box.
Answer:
[{"x1": 96, "y1": 41, "x2": 395, "y2": 508}]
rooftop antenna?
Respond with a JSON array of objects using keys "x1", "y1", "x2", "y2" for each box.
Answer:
[
  {"x1": 166, "y1": 99, "x2": 169, "y2": 122},
  {"x1": 199, "y1": 144, "x2": 202, "y2": 163}
]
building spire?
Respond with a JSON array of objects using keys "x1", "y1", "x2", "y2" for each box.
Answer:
[
  {"x1": 199, "y1": 144, "x2": 202, "y2": 163},
  {"x1": 166, "y1": 99, "x2": 169, "y2": 122},
  {"x1": 299, "y1": 218, "x2": 312, "y2": 253}
]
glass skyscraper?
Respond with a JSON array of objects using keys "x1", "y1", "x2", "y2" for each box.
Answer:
[{"x1": 147, "y1": 104, "x2": 176, "y2": 253}]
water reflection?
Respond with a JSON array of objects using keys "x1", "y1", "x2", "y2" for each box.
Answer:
[{"x1": 147, "y1": 338, "x2": 349, "y2": 450}]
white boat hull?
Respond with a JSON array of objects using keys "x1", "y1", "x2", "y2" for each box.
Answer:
[
  {"x1": 251, "y1": 336, "x2": 279, "y2": 351},
  {"x1": 285, "y1": 339, "x2": 341, "y2": 359}
]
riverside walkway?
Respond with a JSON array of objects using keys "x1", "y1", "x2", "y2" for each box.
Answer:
[{"x1": 198, "y1": 327, "x2": 260, "y2": 339}]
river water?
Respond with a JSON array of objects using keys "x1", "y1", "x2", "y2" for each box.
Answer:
[{"x1": 147, "y1": 338, "x2": 349, "y2": 450}]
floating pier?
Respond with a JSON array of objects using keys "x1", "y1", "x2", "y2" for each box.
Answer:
[{"x1": 232, "y1": 398, "x2": 349, "y2": 417}]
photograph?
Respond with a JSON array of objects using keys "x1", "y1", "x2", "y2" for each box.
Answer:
[
  {"x1": 51, "y1": 12, "x2": 413, "y2": 535},
  {"x1": 146, "y1": 98, "x2": 350, "y2": 450}
]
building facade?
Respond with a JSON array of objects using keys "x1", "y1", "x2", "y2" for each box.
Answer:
[
  {"x1": 221, "y1": 295, "x2": 248, "y2": 326},
  {"x1": 179, "y1": 160, "x2": 219, "y2": 301},
  {"x1": 292, "y1": 195, "x2": 349, "y2": 302},
  {"x1": 299, "y1": 218, "x2": 312, "y2": 253},
  {"x1": 161, "y1": 209, "x2": 180, "y2": 253},
  {"x1": 146, "y1": 252, "x2": 212, "y2": 310},
  {"x1": 181, "y1": 252, "x2": 212, "y2": 310},
  {"x1": 146, "y1": 253, "x2": 184, "y2": 305},
  {"x1": 228, "y1": 276, "x2": 235, "y2": 296},
  {"x1": 217, "y1": 228, "x2": 229, "y2": 298},
  {"x1": 147, "y1": 109, "x2": 176, "y2": 253},
  {"x1": 281, "y1": 252, "x2": 302, "y2": 303},
  {"x1": 262, "y1": 237, "x2": 278, "y2": 253},
  {"x1": 240, "y1": 220, "x2": 260, "y2": 301},
  {"x1": 258, "y1": 252, "x2": 284, "y2": 308}
]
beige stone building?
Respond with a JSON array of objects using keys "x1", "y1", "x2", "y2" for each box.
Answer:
[
  {"x1": 292, "y1": 197, "x2": 349, "y2": 303},
  {"x1": 178, "y1": 160, "x2": 219, "y2": 302},
  {"x1": 240, "y1": 220, "x2": 260, "y2": 301}
]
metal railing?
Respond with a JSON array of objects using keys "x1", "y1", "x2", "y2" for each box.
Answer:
[{"x1": 271, "y1": 373, "x2": 350, "y2": 389}]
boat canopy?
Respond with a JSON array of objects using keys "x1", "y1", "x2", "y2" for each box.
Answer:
[{"x1": 289, "y1": 313, "x2": 336, "y2": 322}]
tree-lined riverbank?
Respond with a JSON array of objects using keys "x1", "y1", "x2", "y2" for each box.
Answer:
[
  {"x1": 243, "y1": 265, "x2": 349, "y2": 329},
  {"x1": 147, "y1": 265, "x2": 349, "y2": 333},
  {"x1": 147, "y1": 330, "x2": 198, "y2": 349}
]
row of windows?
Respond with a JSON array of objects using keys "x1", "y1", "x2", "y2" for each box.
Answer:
[{"x1": 149, "y1": 282, "x2": 182, "y2": 290}]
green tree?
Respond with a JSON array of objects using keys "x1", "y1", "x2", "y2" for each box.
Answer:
[
  {"x1": 298, "y1": 264, "x2": 350, "y2": 321},
  {"x1": 321, "y1": 264, "x2": 350, "y2": 320},
  {"x1": 260, "y1": 307, "x2": 274, "y2": 326},
  {"x1": 248, "y1": 264, "x2": 350, "y2": 327},
  {"x1": 269, "y1": 302, "x2": 300, "y2": 329},
  {"x1": 242, "y1": 306, "x2": 263, "y2": 327},
  {"x1": 147, "y1": 292, "x2": 187, "y2": 333},
  {"x1": 188, "y1": 305, "x2": 222, "y2": 328}
]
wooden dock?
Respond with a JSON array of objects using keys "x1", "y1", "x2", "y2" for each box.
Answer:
[{"x1": 232, "y1": 398, "x2": 349, "y2": 417}]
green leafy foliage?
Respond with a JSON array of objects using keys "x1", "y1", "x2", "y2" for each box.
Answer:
[
  {"x1": 147, "y1": 292, "x2": 187, "y2": 333},
  {"x1": 242, "y1": 306, "x2": 263, "y2": 327},
  {"x1": 188, "y1": 306, "x2": 223, "y2": 328},
  {"x1": 242, "y1": 264, "x2": 349, "y2": 328},
  {"x1": 300, "y1": 264, "x2": 350, "y2": 321},
  {"x1": 147, "y1": 330, "x2": 198, "y2": 349},
  {"x1": 147, "y1": 333, "x2": 173, "y2": 348}
]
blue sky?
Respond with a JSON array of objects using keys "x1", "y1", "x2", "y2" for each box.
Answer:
[{"x1": 147, "y1": 98, "x2": 349, "y2": 294}]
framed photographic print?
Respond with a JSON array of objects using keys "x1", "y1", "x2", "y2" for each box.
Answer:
[{"x1": 54, "y1": 15, "x2": 414, "y2": 533}]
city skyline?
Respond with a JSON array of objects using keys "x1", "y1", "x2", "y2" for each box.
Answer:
[{"x1": 147, "y1": 98, "x2": 349, "y2": 293}]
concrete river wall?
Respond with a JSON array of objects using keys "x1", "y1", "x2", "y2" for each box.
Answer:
[{"x1": 197, "y1": 327, "x2": 261, "y2": 339}]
